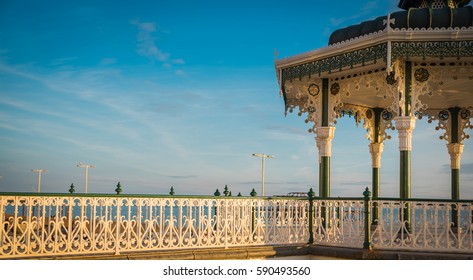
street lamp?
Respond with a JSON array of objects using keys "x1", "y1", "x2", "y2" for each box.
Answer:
[
  {"x1": 77, "y1": 162, "x2": 95, "y2": 194},
  {"x1": 31, "y1": 169, "x2": 48, "y2": 193},
  {"x1": 252, "y1": 153, "x2": 274, "y2": 197}
]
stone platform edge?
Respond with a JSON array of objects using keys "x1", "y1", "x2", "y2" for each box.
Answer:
[{"x1": 9, "y1": 244, "x2": 473, "y2": 260}]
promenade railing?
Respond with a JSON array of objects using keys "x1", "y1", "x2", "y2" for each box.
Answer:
[
  {"x1": 1, "y1": 191, "x2": 472, "y2": 258},
  {"x1": 0, "y1": 193, "x2": 309, "y2": 258}
]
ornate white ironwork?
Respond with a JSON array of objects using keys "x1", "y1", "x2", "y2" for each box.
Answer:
[
  {"x1": 2, "y1": 194, "x2": 473, "y2": 258},
  {"x1": 0, "y1": 195, "x2": 309, "y2": 258},
  {"x1": 284, "y1": 76, "x2": 322, "y2": 132},
  {"x1": 392, "y1": 59, "x2": 405, "y2": 116},
  {"x1": 419, "y1": 108, "x2": 451, "y2": 142},
  {"x1": 371, "y1": 199, "x2": 473, "y2": 252},
  {"x1": 311, "y1": 200, "x2": 365, "y2": 248},
  {"x1": 331, "y1": 70, "x2": 397, "y2": 141},
  {"x1": 414, "y1": 63, "x2": 473, "y2": 117},
  {"x1": 460, "y1": 107, "x2": 473, "y2": 142}
]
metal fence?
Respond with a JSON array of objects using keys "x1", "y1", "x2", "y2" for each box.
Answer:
[{"x1": 1, "y1": 191, "x2": 472, "y2": 258}]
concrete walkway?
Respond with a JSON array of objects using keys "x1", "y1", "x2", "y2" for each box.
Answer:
[{"x1": 25, "y1": 244, "x2": 473, "y2": 260}]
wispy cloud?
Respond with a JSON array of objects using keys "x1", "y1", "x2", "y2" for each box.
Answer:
[
  {"x1": 131, "y1": 20, "x2": 185, "y2": 73},
  {"x1": 133, "y1": 20, "x2": 170, "y2": 62},
  {"x1": 167, "y1": 175, "x2": 197, "y2": 179},
  {"x1": 100, "y1": 58, "x2": 117, "y2": 65}
]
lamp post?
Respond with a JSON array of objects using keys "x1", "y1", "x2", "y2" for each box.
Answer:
[
  {"x1": 31, "y1": 169, "x2": 48, "y2": 193},
  {"x1": 252, "y1": 153, "x2": 274, "y2": 197},
  {"x1": 77, "y1": 162, "x2": 95, "y2": 194}
]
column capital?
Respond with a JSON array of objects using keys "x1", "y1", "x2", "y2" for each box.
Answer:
[
  {"x1": 369, "y1": 142, "x2": 384, "y2": 168},
  {"x1": 394, "y1": 116, "x2": 416, "y2": 151},
  {"x1": 447, "y1": 143, "x2": 464, "y2": 169},
  {"x1": 315, "y1": 126, "x2": 336, "y2": 157}
]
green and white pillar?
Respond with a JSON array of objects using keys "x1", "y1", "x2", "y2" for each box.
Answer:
[
  {"x1": 447, "y1": 107, "x2": 463, "y2": 227},
  {"x1": 369, "y1": 108, "x2": 384, "y2": 224},
  {"x1": 316, "y1": 126, "x2": 335, "y2": 198},
  {"x1": 316, "y1": 78, "x2": 335, "y2": 199},
  {"x1": 315, "y1": 78, "x2": 335, "y2": 229},
  {"x1": 395, "y1": 116, "x2": 416, "y2": 201},
  {"x1": 447, "y1": 108, "x2": 463, "y2": 201},
  {"x1": 447, "y1": 143, "x2": 463, "y2": 199},
  {"x1": 394, "y1": 61, "x2": 416, "y2": 229}
]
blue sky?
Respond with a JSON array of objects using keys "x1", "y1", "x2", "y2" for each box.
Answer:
[{"x1": 1, "y1": 0, "x2": 472, "y2": 198}]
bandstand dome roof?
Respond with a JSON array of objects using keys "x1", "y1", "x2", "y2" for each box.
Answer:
[
  {"x1": 329, "y1": 0, "x2": 473, "y2": 45},
  {"x1": 274, "y1": 0, "x2": 473, "y2": 136}
]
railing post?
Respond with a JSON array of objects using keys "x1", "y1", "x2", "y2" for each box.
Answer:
[
  {"x1": 115, "y1": 197, "x2": 121, "y2": 255},
  {"x1": 308, "y1": 188, "x2": 314, "y2": 244},
  {"x1": 250, "y1": 188, "x2": 257, "y2": 240},
  {"x1": 214, "y1": 189, "x2": 220, "y2": 231},
  {"x1": 363, "y1": 187, "x2": 372, "y2": 250}
]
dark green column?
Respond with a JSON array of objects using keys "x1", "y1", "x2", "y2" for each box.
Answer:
[
  {"x1": 316, "y1": 78, "x2": 334, "y2": 230},
  {"x1": 449, "y1": 107, "x2": 461, "y2": 200},
  {"x1": 318, "y1": 78, "x2": 331, "y2": 199},
  {"x1": 400, "y1": 150, "x2": 411, "y2": 230},
  {"x1": 371, "y1": 108, "x2": 383, "y2": 224},
  {"x1": 320, "y1": 157, "x2": 330, "y2": 198},
  {"x1": 448, "y1": 107, "x2": 462, "y2": 228},
  {"x1": 395, "y1": 61, "x2": 415, "y2": 232}
]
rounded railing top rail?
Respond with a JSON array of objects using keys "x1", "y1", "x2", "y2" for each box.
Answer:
[
  {"x1": 0, "y1": 192, "x2": 307, "y2": 200},
  {"x1": 374, "y1": 197, "x2": 473, "y2": 203},
  {"x1": 1, "y1": 192, "x2": 472, "y2": 203}
]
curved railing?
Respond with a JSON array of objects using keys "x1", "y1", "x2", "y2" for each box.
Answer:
[
  {"x1": 0, "y1": 193, "x2": 309, "y2": 258},
  {"x1": 1, "y1": 192, "x2": 472, "y2": 258}
]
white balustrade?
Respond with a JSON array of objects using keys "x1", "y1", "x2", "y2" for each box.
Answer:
[
  {"x1": 1, "y1": 194, "x2": 472, "y2": 258},
  {"x1": 0, "y1": 195, "x2": 309, "y2": 258},
  {"x1": 371, "y1": 200, "x2": 473, "y2": 252}
]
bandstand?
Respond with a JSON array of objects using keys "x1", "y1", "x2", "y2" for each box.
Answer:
[{"x1": 274, "y1": 0, "x2": 473, "y2": 222}]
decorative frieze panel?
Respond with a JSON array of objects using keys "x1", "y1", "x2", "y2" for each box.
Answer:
[
  {"x1": 281, "y1": 44, "x2": 388, "y2": 83},
  {"x1": 391, "y1": 41, "x2": 473, "y2": 63}
]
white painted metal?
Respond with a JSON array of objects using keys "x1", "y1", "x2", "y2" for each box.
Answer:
[
  {"x1": 1, "y1": 195, "x2": 472, "y2": 258},
  {"x1": 0, "y1": 195, "x2": 308, "y2": 258},
  {"x1": 371, "y1": 200, "x2": 473, "y2": 252}
]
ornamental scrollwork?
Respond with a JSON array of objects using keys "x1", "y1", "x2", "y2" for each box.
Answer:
[
  {"x1": 414, "y1": 63, "x2": 473, "y2": 117},
  {"x1": 418, "y1": 109, "x2": 450, "y2": 142},
  {"x1": 284, "y1": 76, "x2": 323, "y2": 133},
  {"x1": 391, "y1": 60, "x2": 405, "y2": 116},
  {"x1": 330, "y1": 82, "x2": 340, "y2": 95},
  {"x1": 334, "y1": 103, "x2": 393, "y2": 142},
  {"x1": 386, "y1": 71, "x2": 397, "y2": 85},
  {"x1": 414, "y1": 68, "x2": 429, "y2": 82},
  {"x1": 460, "y1": 108, "x2": 473, "y2": 142},
  {"x1": 308, "y1": 83, "x2": 320, "y2": 96}
]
